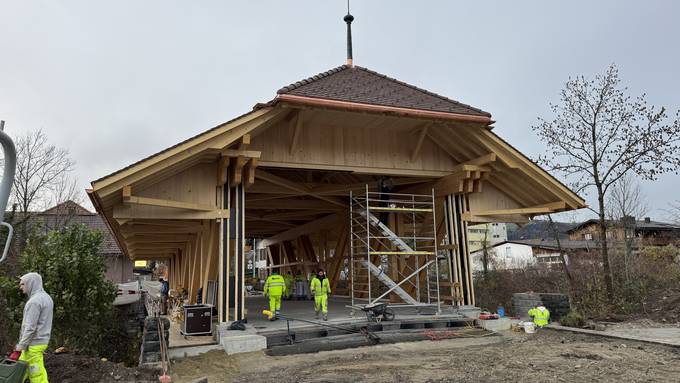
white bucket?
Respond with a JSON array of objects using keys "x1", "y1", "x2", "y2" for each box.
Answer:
[{"x1": 523, "y1": 321, "x2": 536, "y2": 334}]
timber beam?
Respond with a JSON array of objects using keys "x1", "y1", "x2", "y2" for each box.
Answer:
[
  {"x1": 215, "y1": 135, "x2": 261, "y2": 187},
  {"x1": 466, "y1": 201, "x2": 569, "y2": 219},
  {"x1": 461, "y1": 213, "x2": 530, "y2": 224},
  {"x1": 114, "y1": 205, "x2": 229, "y2": 220},
  {"x1": 122, "y1": 186, "x2": 218, "y2": 212},
  {"x1": 259, "y1": 213, "x2": 341, "y2": 247},
  {"x1": 248, "y1": 198, "x2": 343, "y2": 211}
]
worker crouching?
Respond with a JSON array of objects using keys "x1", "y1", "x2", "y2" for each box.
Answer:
[
  {"x1": 528, "y1": 305, "x2": 550, "y2": 328},
  {"x1": 310, "y1": 269, "x2": 331, "y2": 321},
  {"x1": 264, "y1": 270, "x2": 287, "y2": 320}
]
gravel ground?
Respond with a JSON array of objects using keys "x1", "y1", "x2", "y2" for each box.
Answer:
[{"x1": 170, "y1": 330, "x2": 680, "y2": 383}]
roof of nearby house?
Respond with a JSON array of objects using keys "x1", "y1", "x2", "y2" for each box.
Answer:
[
  {"x1": 507, "y1": 220, "x2": 575, "y2": 241},
  {"x1": 567, "y1": 218, "x2": 680, "y2": 233},
  {"x1": 41, "y1": 200, "x2": 92, "y2": 216},
  {"x1": 275, "y1": 65, "x2": 491, "y2": 117},
  {"x1": 7, "y1": 201, "x2": 122, "y2": 255},
  {"x1": 486, "y1": 239, "x2": 600, "y2": 251}
]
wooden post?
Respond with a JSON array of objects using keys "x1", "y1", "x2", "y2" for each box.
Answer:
[
  {"x1": 443, "y1": 194, "x2": 475, "y2": 306},
  {"x1": 218, "y1": 180, "x2": 231, "y2": 323}
]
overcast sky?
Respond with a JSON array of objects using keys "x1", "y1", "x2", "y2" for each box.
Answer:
[{"x1": 1, "y1": 1, "x2": 679, "y2": 221}]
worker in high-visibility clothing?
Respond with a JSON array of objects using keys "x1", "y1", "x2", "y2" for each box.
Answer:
[
  {"x1": 528, "y1": 305, "x2": 550, "y2": 328},
  {"x1": 10, "y1": 273, "x2": 53, "y2": 383},
  {"x1": 263, "y1": 270, "x2": 287, "y2": 320},
  {"x1": 310, "y1": 269, "x2": 331, "y2": 321},
  {"x1": 283, "y1": 271, "x2": 294, "y2": 300}
]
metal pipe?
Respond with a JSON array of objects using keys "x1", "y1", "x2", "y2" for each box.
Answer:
[{"x1": 0, "y1": 120, "x2": 16, "y2": 265}]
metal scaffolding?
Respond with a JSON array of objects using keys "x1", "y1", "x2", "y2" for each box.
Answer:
[{"x1": 349, "y1": 186, "x2": 441, "y2": 313}]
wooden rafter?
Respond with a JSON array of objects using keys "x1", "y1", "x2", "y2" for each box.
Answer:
[
  {"x1": 466, "y1": 127, "x2": 585, "y2": 208},
  {"x1": 262, "y1": 210, "x2": 325, "y2": 220},
  {"x1": 469, "y1": 206, "x2": 559, "y2": 216},
  {"x1": 93, "y1": 108, "x2": 283, "y2": 197},
  {"x1": 255, "y1": 169, "x2": 346, "y2": 207},
  {"x1": 245, "y1": 214, "x2": 298, "y2": 228},
  {"x1": 259, "y1": 213, "x2": 341, "y2": 247}
]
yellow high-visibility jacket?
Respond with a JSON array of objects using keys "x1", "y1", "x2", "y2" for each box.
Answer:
[
  {"x1": 310, "y1": 277, "x2": 331, "y2": 297},
  {"x1": 283, "y1": 274, "x2": 294, "y2": 290},
  {"x1": 264, "y1": 274, "x2": 287, "y2": 296},
  {"x1": 528, "y1": 306, "x2": 550, "y2": 327}
]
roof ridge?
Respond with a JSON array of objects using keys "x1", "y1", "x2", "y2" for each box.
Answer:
[
  {"x1": 353, "y1": 66, "x2": 491, "y2": 117},
  {"x1": 277, "y1": 65, "x2": 350, "y2": 94}
]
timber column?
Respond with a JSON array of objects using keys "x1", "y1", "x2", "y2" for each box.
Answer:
[
  {"x1": 217, "y1": 134, "x2": 259, "y2": 323},
  {"x1": 218, "y1": 173, "x2": 231, "y2": 323},
  {"x1": 443, "y1": 194, "x2": 475, "y2": 306}
]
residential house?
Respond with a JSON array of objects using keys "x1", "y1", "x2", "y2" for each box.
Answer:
[
  {"x1": 468, "y1": 223, "x2": 508, "y2": 253},
  {"x1": 7, "y1": 201, "x2": 133, "y2": 283},
  {"x1": 471, "y1": 239, "x2": 598, "y2": 272},
  {"x1": 567, "y1": 217, "x2": 680, "y2": 246}
]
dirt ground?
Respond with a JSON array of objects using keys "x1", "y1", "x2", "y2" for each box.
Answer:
[
  {"x1": 43, "y1": 353, "x2": 159, "y2": 383},
  {"x1": 169, "y1": 329, "x2": 680, "y2": 383}
]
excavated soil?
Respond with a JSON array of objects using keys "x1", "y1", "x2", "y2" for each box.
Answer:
[
  {"x1": 43, "y1": 353, "x2": 159, "y2": 383},
  {"x1": 169, "y1": 330, "x2": 680, "y2": 382}
]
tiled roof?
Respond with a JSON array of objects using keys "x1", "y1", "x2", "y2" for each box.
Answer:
[
  {"x1": 277, "y1": 65, "x2": 491, "y2": 117},
  {"x1": 508, "y1": 220, "x2": 576, "y2": 241},
  {"x1": 41, "y1": 200, "x2": 92, "y2": 215},
  {"x1": 567, "y1": 219, "x2": 680, "y2": 233},
  {"x1": 92, "y1": 65, "x2": 492, "y2": 187},
  {"x1": 506, "y1": 239, "x2": 600, "y2": 250},
  {"x1": 6, "y1": 201, "x2": 122, "y2": 255}
]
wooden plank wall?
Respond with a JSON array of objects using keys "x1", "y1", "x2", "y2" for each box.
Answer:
[{"x1": 249, "y1": 120, "x2": 457, "y2": 175}]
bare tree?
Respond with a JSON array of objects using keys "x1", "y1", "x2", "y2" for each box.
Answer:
[
  {"x1": 533, "y1": 64, "x2": 680, "y2": 302},
  {"x1": 607, "y1": 174, "x2": 649, "y2": 221},
  {"x1": 12, "y1": 129, "x2": 76, "y2": 214},
  {"x1": 606, "y1": 175, "x2": 649, "y2": 281},
  {"x1": 546, "y1": 214, "x2": 573, "y2": 284},
  {"x1": 48, "y1": 173, "x2": 83, "y2": 208},
  {"x1": 669, "y1": 201, "x2": 680, "y2": 224}
]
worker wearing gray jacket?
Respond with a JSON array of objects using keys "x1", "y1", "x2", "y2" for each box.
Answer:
[{"x1": 13, "y1": 272, "x2": 53, "y2": 383}]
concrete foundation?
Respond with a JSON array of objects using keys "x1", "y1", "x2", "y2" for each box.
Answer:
[
  {"x1": 457, "y1": 305, "x2": 482, "y2": 319},
  {"x1": 218, "y1": 323, "x2": 268, "y2": 355},
  {"x1": 477, "y1": 317, "x2": 511, "y2": 332},
  {"x1": 166, "y1": 297, "x2": 483, "y2": 358}
]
